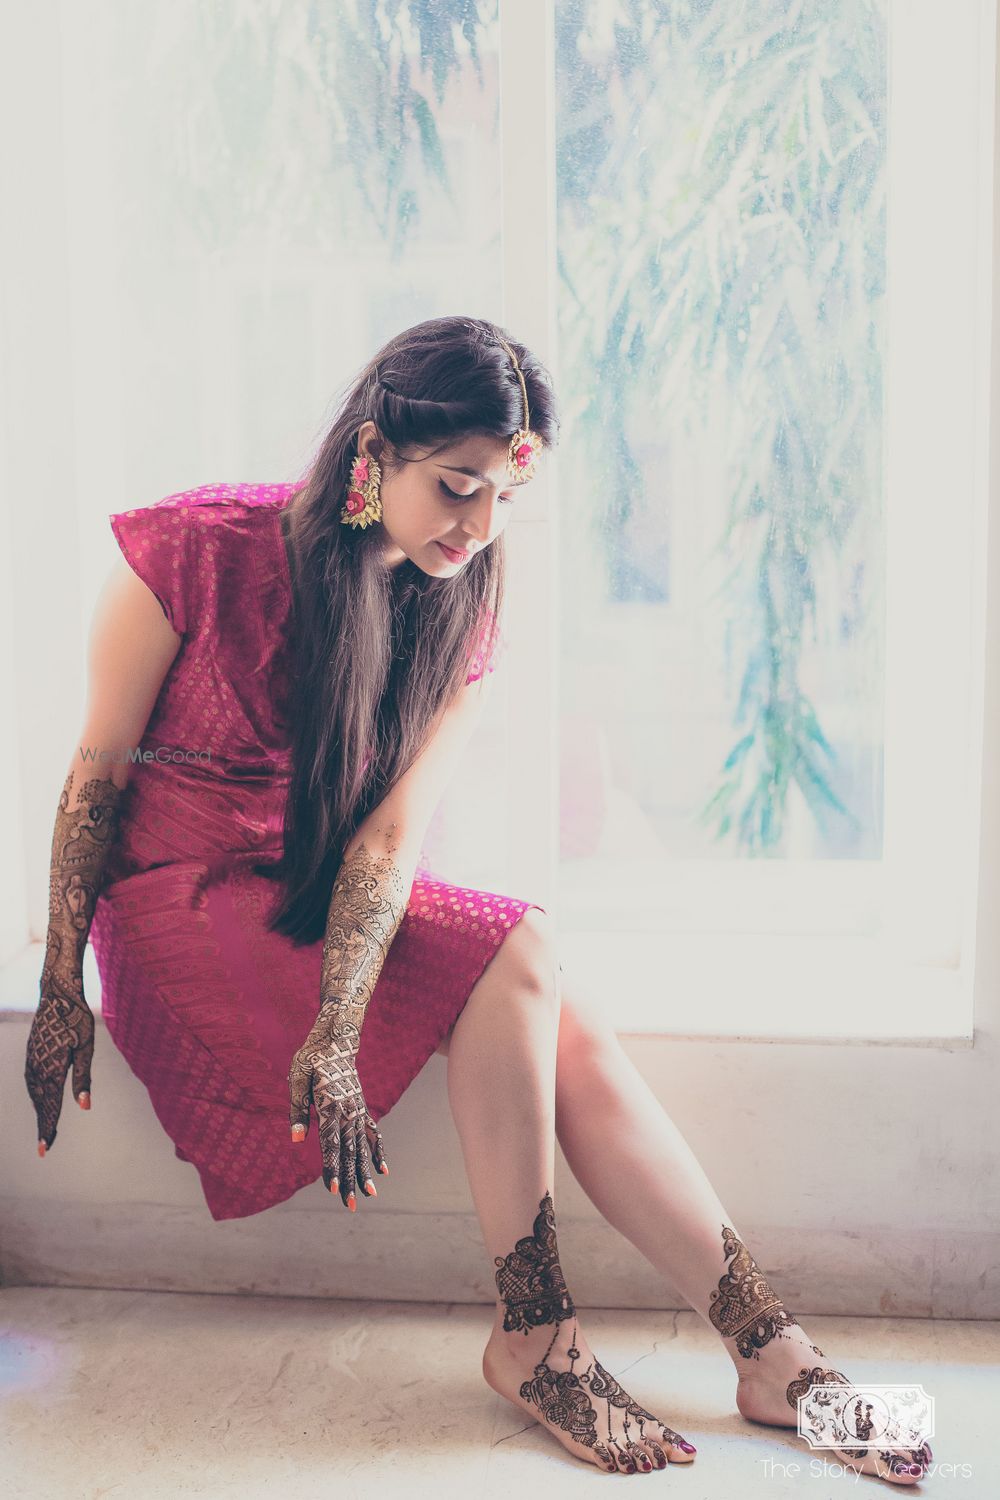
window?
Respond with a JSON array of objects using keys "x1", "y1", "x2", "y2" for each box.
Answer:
[
  {"x1": 502, "y1": 0, "x2": 994, "y2": 1039},
  {"x1": 4, "y1": 1, "x2": 995, "y2": 1044}
]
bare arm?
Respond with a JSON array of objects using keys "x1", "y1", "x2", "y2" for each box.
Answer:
[
  {"x1": 287, "y1": 670, "x2": 496, "y2": 1208},
  {"x1": 25, "y1": 557, "x2": 184, "y2": 1152}
]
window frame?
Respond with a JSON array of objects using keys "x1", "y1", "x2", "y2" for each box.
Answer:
[{"x1": 500, "y1": 0, "x2": 996, "y2": 1041}]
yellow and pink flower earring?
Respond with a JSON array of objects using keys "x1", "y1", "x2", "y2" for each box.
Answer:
[{"x1": 340, "y1": 452, "x2": 383, "y2": 529}]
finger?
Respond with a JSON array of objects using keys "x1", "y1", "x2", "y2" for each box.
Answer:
[
  {"x1": 71, "y1": 1036, "x2": 94, "y2": 1107},
  {"x1": 364, "y1": 1112, "x2": 388, "y2": 1175},
  {"x1": 319, "y1": 1111, "x2": 341, "y2": 1194},
  {"x1": 25, "y1": 1067, "x2": 64, "y2": 1152},
  {"x1": 287, "y1": 1058, "x2": 313, "y2": 1134},
  {"x1": 356, "y1": 1128, "x2": 376, "y2": 1198},
  {"x1": 339, "y1": 1120, "x2": 358, "y2": 1208}
]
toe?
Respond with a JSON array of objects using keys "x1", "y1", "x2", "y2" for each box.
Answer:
[
  {"x1": 611, "y1": 1440, "x2": 638, "y2": 1474},
  {"x1": 624, "y1": 1440, "x2": 653, "y2": 1473},
  {"x1": 592, "y1": 1439, "x2": 619, "y2": 1474},
  {"x1": 659, "y1": 1426, "x2": 697, "y2": 1462},
  {"x1": 642, "y1": 1435, "x2": 669, "y2": 1470}
]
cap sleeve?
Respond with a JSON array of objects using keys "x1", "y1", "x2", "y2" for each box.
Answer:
[
  {"x1": 465, "y1": 609, "x2": 506, "y2": 685},
  {"x1": 109, "y1": 502, "x2": 194, "y2": 636}
]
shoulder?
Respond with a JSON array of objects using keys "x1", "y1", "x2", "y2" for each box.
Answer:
[
  {"x1": 129, "y1": 480, "x2": 298, "y2": 528},
  {"x1": 109, "y1": 481, "x2": 298, "y2": 637}
]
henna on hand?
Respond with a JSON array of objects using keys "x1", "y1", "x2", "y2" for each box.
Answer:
[
  {"x1": 288, "y1": 1008, "x2": 385, "y2": 1203},
  {"x1": 25, "y1": 769, "x2": 124, "y2": 1149},
  {"x1": 708, "y1": 1224, "x2": 800, "y2": 1358},
  {"x1": 318, "y1": 837, "x2": 407, "y2": 1014},
  {"x1": 287, "y1": 836, "x2": 407, "y2": 1208}
]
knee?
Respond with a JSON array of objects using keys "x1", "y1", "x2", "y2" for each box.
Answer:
[
  {"x1": 435, "y1": 907, "x2": 559, "y2": 1058},
  {"x1": 500, "y1": 907, "x2": 561, "y2": 1006},
  {"x1": 556, "y1": 984, "x2": 621, "y2": 1069}
]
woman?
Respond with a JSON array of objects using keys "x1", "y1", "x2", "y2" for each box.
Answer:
[{"x1": 24, "y1": 315, "x2": 931, "y2": 1483}]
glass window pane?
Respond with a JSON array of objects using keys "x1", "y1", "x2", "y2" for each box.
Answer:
[
  {"x1": 92, "y1": 1, "x2": 502, "y2": 486},
  {"x1": 555, "y1": 0, "x2": 886, "y2": 886}
]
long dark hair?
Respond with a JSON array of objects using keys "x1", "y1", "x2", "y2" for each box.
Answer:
[{"x1": 252, "y1": 315, "x2": 560, "y2": 944}]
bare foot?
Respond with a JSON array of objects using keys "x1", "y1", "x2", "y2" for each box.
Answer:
[
  {"x1": 735, "y1": 1325, "x2": 933, "y2": 1486},
  {"x1": 483, "y1": 1311, "x2": 697, "y2": 1475}
]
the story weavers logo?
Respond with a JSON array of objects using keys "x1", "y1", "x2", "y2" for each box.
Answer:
[{"x1": 792, "y1": 1374, "x2": 934, "y2": 1453}]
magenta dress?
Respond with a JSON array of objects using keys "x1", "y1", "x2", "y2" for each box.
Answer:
[{"x1": 88, "y1": 481, "x2": 544, "y2": 1221}]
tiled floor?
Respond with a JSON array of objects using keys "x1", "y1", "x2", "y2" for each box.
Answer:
[{"x1": 2, "y1": 1287, "x2": 996, "y2": 1499}]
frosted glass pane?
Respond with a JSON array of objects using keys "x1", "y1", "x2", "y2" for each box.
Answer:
[
  {"x1": 555, "y1": 0, "x2": 886, "y2": 869},
  {"x1": 51, "y1": 1, "x2": 508, "y2": 892},
  {"x1": 80, "y1": 1, "x2": 502, "y2": 488}
]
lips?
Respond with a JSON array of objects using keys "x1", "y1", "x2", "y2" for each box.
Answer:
[{"x1": 437, "y1": 541, "x2": 471, "y2": 562}]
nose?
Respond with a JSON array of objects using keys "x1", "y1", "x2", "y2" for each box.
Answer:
[{"x1": 461, "y1": 492, "x2": 503, "y2": 545}]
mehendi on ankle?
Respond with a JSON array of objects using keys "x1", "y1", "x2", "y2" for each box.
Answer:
[
  {"x1": 493, "y1": 1191, "x2": 575, "y2": 1333},
  {"x1": 708, "y1": 1224, "x2": 800, "y2": 1359},
  {"x1": 494, "y1": 1193, "x2": 685, "y2": 1474}
]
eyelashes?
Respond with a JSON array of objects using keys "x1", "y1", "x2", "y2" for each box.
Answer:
[{"x1": 439, "y1": 478, "x2": 515, "y2": 506}]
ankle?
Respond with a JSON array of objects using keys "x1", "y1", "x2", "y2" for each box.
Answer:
[{"x1": 725, "y1": 1323, "x2": 826, "y2": 1376}]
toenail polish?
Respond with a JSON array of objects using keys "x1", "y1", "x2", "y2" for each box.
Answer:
[
  {"x1": 908, "y1": 1465, "x2": 923, "y2": 1476},
  {"x1": 347, "y1": 1194, "x2": 356, "y2": 1211},
  {"x1": 679, "y1": 1442, "x2": 697, "y2": 1453}
]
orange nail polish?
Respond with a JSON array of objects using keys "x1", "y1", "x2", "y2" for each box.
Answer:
[
  {"x1": 365, "y1": 1181, "x2": 377, "y2": 1196},
  {"x1": 37, "y1": 1142, "x2": 46, "y2": 1157},
  {"x1": 347, "y1": 1194, "x2": 356, "y2": 1211}
]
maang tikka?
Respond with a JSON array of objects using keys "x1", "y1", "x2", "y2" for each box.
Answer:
[{"x1": 339, "y1": 337, "x2": 543, "y2": 529}]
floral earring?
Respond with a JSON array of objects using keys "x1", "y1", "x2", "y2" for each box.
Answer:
[{"x1": 340, "y1": 452, "x2": 383, "y2": 528}]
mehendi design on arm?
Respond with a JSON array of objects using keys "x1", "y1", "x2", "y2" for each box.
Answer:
[
  {"x1": 26, "y1": 770, "x2": 124, "y2": 1146},
  {"x1": 318, "y1": 836, "x2": 408, "y2": 1028},
  {"x1": 43, "y1": 770, "x2": 123, "y2": 996},
  {"x1": 708, "y1": 1224, "x2": 801, "y2": 1358},
  {"x1": 287, "y1": 834, "x2": 408, "y2": 1202}
]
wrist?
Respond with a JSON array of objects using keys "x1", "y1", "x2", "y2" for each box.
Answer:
[{"x1": 318, "y1": 998, "x2": 366, "y2": 1040}]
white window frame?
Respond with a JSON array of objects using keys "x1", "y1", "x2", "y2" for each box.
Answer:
[
  {"x1": 1, "y1": 0, "x2": 996, "y2": 1052},
  {"x1": 500, "y1": 0, "x2": 996, "y2": 1041}
]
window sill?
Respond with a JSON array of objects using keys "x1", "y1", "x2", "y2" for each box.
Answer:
[
  {"x1": 3, "y1": 933, "x2": 974, "y2": 1050},
  {"x1": 556, "y1": 929, "x2": 974, "y2": 1047}
]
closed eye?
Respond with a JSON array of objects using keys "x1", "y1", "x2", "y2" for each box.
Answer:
[{"x1": 439, "y1": 478, "x2": 515, "y2": 506}]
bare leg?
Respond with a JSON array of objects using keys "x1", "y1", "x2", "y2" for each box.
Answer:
[
  {"x1": 443, "y1": 909, "x2": 697, "y2": 1475},
  {"x1": 544, "y1": 970, "x2": 932, "y2": 1486}
]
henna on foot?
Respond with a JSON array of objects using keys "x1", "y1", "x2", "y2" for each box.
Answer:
[
  {"x1": 483, "y1": 1192, "x2": 697, "y2": 1475},
  {"x1": 709, "y1": 1225, "x2": 932, "y2": 1485}
]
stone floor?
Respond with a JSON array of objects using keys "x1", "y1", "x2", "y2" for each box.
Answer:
[{"x1": 1, "y1": 1288, "x2": 996, "y2": 1498}]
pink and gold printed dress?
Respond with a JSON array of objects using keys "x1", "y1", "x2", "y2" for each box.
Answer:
[{"x1": 89, "y1": 482, "x2": 544, "y2": 1220}]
